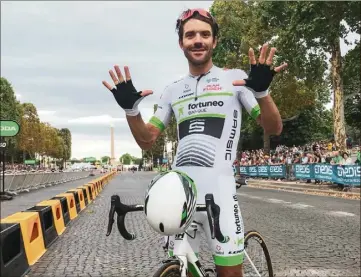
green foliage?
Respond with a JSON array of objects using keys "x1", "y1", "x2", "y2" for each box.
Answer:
[
  {"x1": 0, "y1": 77, "x2": 20, "y2": 122},
  {"x1": 343, "y1": 42, "x2": 361, "y2": 134},
  {"x1": 17, "y1": 103, "x2": 41, "y2": 158},
  {"x1": 258, "y1": 1, "x2": 360, "y2": 150},
  {"x1": 164, "y1": 113, "x2": 177, "y2": 147},
  {"x1": 143, "y1": 104, "x2": 166, "y2": 162},
  {"x1": 101, "y1": 156, "x2": 110, "y2": 164},
  {"x1": 119, "y1": 153, "x2": 141, "y2": 165},
  {"x1": 59, "y1": 128, "x2": 72, "y2": 161},
  {"x1": 0, "y1": 77, "x2": 22, "y2": 160},
  {"x1": 1, "y1": 76, "x2": 72, "y2": 164},
  {"x1": 276, "y1": 104, "x2": 333, "y2": 147},
  {"x1": 209, "y1": 1, "x2": 329, "y2": 151}
]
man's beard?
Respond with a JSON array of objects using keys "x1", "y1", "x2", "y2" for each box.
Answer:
[{"x1": 184, "y1": 45, "x2": 213, "y2": 66}]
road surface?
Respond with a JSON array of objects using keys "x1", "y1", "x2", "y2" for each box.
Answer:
[{"x1": 26, "y1": 172, "x2": 360, "y2": 277}]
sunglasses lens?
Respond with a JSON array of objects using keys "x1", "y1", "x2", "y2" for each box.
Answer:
[{"x1": 180, "y1": 9, "x2": 212, "y2": 21}]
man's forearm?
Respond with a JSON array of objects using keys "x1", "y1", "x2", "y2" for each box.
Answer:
[
  {"x1": 257, "y1": 95, "x2": 283, "y2": 135},
  {"x1": 126, "y1": 113, "x2": 154, "y2": 149}
]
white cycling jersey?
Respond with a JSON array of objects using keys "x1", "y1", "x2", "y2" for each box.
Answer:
[
  {"x1": 149, "y1": 65, "x2": 260, "y2": 177},
  {"x1": 149, "y1": 65, "x2": 260, "y2": 266}
]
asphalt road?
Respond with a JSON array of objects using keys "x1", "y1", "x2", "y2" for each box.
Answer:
[{"x1": 26, "y1": 172, "x2": 360, "y2": 277}]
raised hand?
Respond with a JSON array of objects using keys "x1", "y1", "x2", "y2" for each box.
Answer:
[
  {"x1": 103, "y1": 65, "x2": 153, "y2": 116},
  {"x1": 232, "y1": 44, "x2": 288, "y2": 98}
]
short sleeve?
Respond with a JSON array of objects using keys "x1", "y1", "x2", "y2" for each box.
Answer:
[
  {"x1": 232, "y1": 69, "x2": 261, "y2": 120},
  {"x1": 148, "y1": 86, "x2": 172, "y2": 132}
]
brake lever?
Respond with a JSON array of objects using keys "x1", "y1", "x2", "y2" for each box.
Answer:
[
  {"x1": 106, "y1": 200, "x2": 116, "y2": 236},
  {"x1": 205, "y1": 195, "x2": 216, "y2": 240}
]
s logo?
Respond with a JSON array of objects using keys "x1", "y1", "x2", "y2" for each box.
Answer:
[{"x1": 189, "y1": 121, "x2": 205, "y2": 133}]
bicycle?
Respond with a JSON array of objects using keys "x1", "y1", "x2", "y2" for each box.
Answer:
[{"x1": 106, "y1": 178, "x2": 273, "y2": 277}]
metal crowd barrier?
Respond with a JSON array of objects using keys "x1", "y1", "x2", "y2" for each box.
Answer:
[
  {"x1": 1, "y1": 171, "x2": 92, "y2": 194},
  {"x1": 235, "y1": 163, "x2": 360, "y2": 187}
]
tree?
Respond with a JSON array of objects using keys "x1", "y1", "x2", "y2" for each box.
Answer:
[
  {"x1": 258, "y1": 1, "x2": 361, "y2": 151},
  {"x1": 342, "y1": 42, "x2": 361, "y2": 144},
  {"x1": 51, "y1": 128, "x2": 65, "y2": 160},
  {"x1": 101, "y1": 156, "x2": 110, "y2": 164},
  {"x1": 164, "y1": 113, "x2": 178, "y2": 159},
  {"x1": 38, "y1": 123, "x2": 64, "y2": 164},
  {"x1": 17, "y1": 103, "x2": 41, "y2": 159},
  {"x1": 0, "y1": 77, "x2": 19, "y2": 122},
  {"x1": 0, "y1": 77, "x2": 22, "y2": 162},
  {"x1": 143, "y1": 104, "x2": 166, "y2": 165},
  {"x1": 59, "y1": 128, "x2": 72, "y2": 165},
  {"x1": 119, "y1": 153, "x2": 133, "y2": 165},
  {"x1": 119, "y1": 153, "x2": 141, "y2": 165},
  {"x1": 1, "y1": 78, "x2": 73, "y2": 165},
  {"x1": 210, "y1": 1, "x2": 327, "y2": 153},
  {"x1": 275, "y1": 103, "x2": 333, "y2": 148},
  {"x1": 132, "y1": 157, "x2": 142, "y2": 165},
  {"x1": 39, "y1": 122, "x2": 52, "y2": 163}
]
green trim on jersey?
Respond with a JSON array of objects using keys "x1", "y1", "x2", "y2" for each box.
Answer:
[
  {"x1": 213, "y1": 253, "x2": 244, "y2": 266},
  {"x1": 179, "y1": 114, "x2": 225, "y2": 124},
  {"x1": 250, "y1": 104, "x2": 261, "y2": 120},
  {"x1": 149, "y1": 116, "x2": 165, "y2": 132},
  {"x1": 172, "y1": 92, "x2": 234, "y2": 107},
  {"x1": 171, "y1": 169, "x2": 198, "y2": 196}
]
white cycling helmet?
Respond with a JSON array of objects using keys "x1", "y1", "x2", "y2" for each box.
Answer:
[{"x1": 144, "y1": 170, "x2": 197, "y2": 236}]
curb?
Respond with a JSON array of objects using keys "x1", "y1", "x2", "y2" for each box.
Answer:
[
  {"x1": 247, "y1": 181, "x2": 361, "y2": 199},
  {"x1": 249, "y1": 180, "x2": 360, "y2": 193},
  {"x1": 0, "y1": 171, "x2": 117, "y2": 277}
]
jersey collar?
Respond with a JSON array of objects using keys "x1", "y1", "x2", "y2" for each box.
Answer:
[{"x1": 188, "y1": 64, "x2": 216, "y2": 79}]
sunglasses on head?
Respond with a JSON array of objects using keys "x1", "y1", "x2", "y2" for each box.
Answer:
[{"x1": 178, "y1": 8, "x2": 216, "y2": 22}]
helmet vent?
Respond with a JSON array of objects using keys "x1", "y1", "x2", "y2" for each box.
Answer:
[{"x1": 159, "y1": 223, "x2": 164, "y2": 232}]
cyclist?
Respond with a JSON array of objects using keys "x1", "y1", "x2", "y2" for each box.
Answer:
[{"x1": 102, "y1": 8, "x2": 287, "y2": 277}]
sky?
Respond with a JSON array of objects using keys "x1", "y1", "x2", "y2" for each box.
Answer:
[{"x1": 1, "y1": 1, "x2": 359, "y2": 160}]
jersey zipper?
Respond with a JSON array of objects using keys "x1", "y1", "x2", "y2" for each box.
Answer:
[{"x1": 195, "y1": 74, "x2": 205, "y2": 101}]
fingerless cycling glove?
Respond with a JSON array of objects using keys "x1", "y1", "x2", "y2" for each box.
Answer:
[{"x1": 111, "y1": 80, "x2": 144, "y2": 116}]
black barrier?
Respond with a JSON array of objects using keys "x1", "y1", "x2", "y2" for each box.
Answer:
[
  {"x1": 25, "y1": 206, "x2": 58, "y2": 248},
  {"x1": 50, "y1": 196, "x2": 70, "y2": 226},
  {"x1": 66, "y1": 191, "x2": 81, "y2": 213},
  {"x1": 81, "y1": 188, "x2": 89, "y2": 205},
  {"x1": 85, "y1": 185, "x2": 93, "y2": 201},
  {"x1": 0, "y1": 223, "x2": 29, "y2": 277}
]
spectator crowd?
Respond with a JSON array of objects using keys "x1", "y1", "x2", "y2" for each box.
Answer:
[{"x1": 234, "y1": 140, "x2": 361, "y2": 167}]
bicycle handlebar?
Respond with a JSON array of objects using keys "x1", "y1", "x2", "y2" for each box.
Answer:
[
  {"x1": 106, "y1": 193, "x2": 229, "y2": 244},
  {"x1": 106, "y1": 195, "x2": 143, "y2": 240}
]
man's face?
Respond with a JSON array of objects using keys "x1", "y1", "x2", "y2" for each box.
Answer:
[{"x1": 179, "y1": 18, "x2": 217, "y2": 66}]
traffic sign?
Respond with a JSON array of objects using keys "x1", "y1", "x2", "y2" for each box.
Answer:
[{"x1": 0, "y1": 120, "x2": 20, "y2": 137}]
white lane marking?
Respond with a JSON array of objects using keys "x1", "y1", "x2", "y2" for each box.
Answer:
[
  {"x1": 329, "y1": 211, "x2": 355, "y2": 217},
  {"x1": 277, "y1": 269, "x2": 346, "y2": 276},
  {"x1": 267, "y1": 198, "x2": 292, "y2": 204},
  {"x1": 238, "y1": 194, "x2": 312, "y2": 209},
  {"x1": 287, "y1": 203, "x2": 314, "y2": 209},
  {"x1": 237, "y1": 193, "x2": 356, "y2": 216}
]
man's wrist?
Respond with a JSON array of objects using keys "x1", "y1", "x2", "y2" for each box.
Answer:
[
  {"x1": 124, "y1": 108, "x2": 140, "y2": 116},
  {"x1": 254, "y1": 89, "x2": 269, "y2": 99}
]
